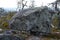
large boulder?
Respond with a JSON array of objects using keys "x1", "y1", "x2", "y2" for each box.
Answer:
[{"x1": 9, "y1": 7, "x2": 55, "y2": 34}]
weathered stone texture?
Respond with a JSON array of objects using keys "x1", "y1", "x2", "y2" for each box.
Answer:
[{"x1": 9, "y1": 7, "x2": 55, "y2": 34}]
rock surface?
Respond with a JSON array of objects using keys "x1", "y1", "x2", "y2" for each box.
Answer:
[
  {"x1": 26, "y1": 36, "x2": 40, "y2": 40},
  {"x1": 9, "y1": 6, "x2": 56, "y2": 34},
  {"x1": 0, "y1": 35, "x2": 23, "y2": 40}
]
